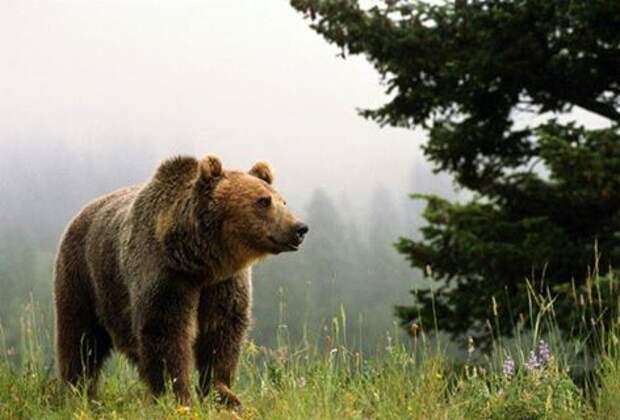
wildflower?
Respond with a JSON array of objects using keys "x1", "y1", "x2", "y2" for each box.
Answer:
[
  {"x1": 525, "y1": 340, "x2": 553, "y2": 371},
  {"x1": 245, "y1": 340, "x2": 259, "y2": 356},
  {"x1": 536, "y1": 340, "x2": 553, "y2": 367},
  {"x1": 525, "y1": 350, "x2": 541, "y2": 371},
  {"x1": 385, "y1": 332, "x2": 393, "y2": 353},
  {"x1": 467, "y1": 336, "x2": 475, "y2": 355},
  {"x1": 502, "y1": 356, "x2": 515, "y2": 378},
  {"x1": 176, "y1": 405, "x2": 191, "y2": 415}
]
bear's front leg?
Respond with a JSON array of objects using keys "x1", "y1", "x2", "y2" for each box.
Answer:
[
  {"x1": 195, "y1": 329, "x2": 245, "y2": 408},
  {"x1": 194, "y1": 270, "x2": 251, "y2": 409},
  {"x1": 135, "y1": 279, "x2": 200, "y2": 405}
]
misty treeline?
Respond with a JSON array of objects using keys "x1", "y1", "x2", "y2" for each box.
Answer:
[{"x1": 0, "y1": 144, "x2": 443, "y2": 359}]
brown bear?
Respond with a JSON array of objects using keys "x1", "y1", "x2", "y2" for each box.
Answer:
[{"x1": 53, "y1": 154, "x2": 308, "y2": 407}]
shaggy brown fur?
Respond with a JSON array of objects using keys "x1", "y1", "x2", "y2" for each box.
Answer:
[{"x1": 53, "y1": 155, "x2": 307, "y2": 407}]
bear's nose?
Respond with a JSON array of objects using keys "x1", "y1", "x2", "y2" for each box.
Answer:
[{"x1": 295, "y1": 223, "x2": 309, "y2": 239}]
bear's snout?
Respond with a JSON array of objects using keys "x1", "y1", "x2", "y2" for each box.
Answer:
[
  {"x1": 285, "y1": 221, "x2": 308, "y2": 249},
  {"x1": 268, "y1": 221, "x2": 309, "y2": 253},
  {"x1": 293, "y1": 222, "x2": 309, "y2": 244}
]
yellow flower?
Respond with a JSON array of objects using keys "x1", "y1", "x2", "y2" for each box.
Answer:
[
  {"x1": 246, "y1": 340, "x2": 259, "y2": 355},
  {"x1": 176, "y1": 405, "x2": 191, "y2": 415},
  {"x1": 73, "y1": 410, "x2": 90, "y2": 420}
]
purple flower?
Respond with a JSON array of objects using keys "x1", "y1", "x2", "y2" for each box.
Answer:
[
  {"x1": 525, "y1": 350, "x2": 541, "y2": 371},
  {"x1": 502, "y1": 356, "x2": 515, "y2": 378},
  {"x1": 525, "y1": 340, "x2": 553, "y2": 371},
  {"x1": 536, "y1": 340, "x2": 552, "y2": 366}
]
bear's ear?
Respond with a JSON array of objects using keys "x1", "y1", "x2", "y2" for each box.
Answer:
[
  {"x1": 199, "y1": 155, "x2": 223, "y2": 180},
  {"x1": 249, "y1": 161, "x2": 274, "y2": 184}
]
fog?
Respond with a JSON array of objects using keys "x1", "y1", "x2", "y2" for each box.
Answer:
[
  {"x1": 0, "y1": 1, "x2": 457, "y2": 352},
  {"x1": 0, "y1": 1, "x2": 455, "y2": 228}
]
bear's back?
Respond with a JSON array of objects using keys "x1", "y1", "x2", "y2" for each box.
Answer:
[{"x1": 83, "y1": 185, "x2": 142, "y2": 281}]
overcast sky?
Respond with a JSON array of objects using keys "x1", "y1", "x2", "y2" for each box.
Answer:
[{"x1": 0, "y1": 0, "x2": 452, "y2": 227}]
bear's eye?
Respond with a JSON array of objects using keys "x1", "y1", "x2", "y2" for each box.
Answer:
[{"x1": 257, "y1": 196, "x2": 272, "y2": 208}]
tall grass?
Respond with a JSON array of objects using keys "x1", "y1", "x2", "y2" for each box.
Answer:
[{"x1": 1, "y1": 264, "x2": 620, "y2": 419}]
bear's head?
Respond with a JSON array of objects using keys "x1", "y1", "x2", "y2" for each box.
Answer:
[
  {"x1": 212, "y1": 160, "x2": 308, "y2": 256},
  {"x1": 153, "y1": 154, "x2": 308, "y2": 276}
]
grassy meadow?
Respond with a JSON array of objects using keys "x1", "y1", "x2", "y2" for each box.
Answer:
[{"x1": 2, "y1": 271, "x2": 620, "y2": 420}]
